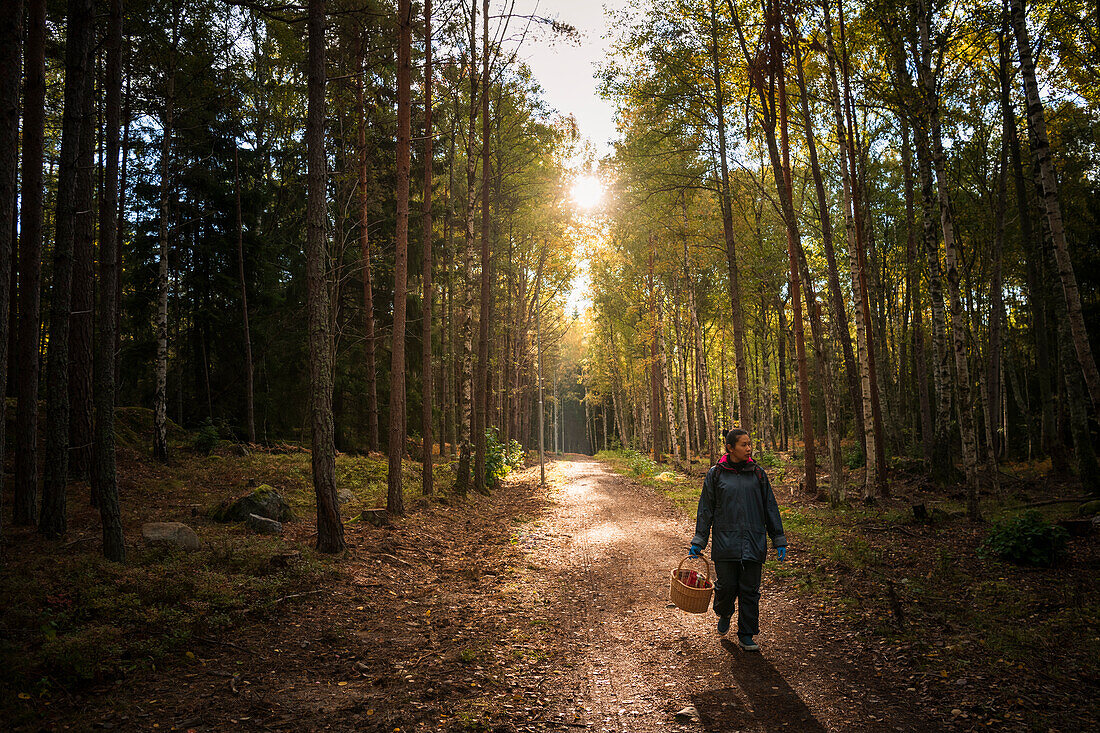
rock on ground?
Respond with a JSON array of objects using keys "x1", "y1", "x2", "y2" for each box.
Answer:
[
  {"x1": 141, "y1": 522, "x2": 201, "y2": 550},
  {"x1": 209, "y1": 484, "x2": 294, "y2": 523},
  {"x1": 246, "y1": 513, "x2": 283, "y2": 535}
]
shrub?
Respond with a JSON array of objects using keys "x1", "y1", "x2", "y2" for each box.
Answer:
[
  {"x1": 844, "y1": 444, "x2": 865, "y2": 470},
  {"x1": 192, "y1": 418, "x2": 220, "y2": 455},
  {"x1": 756, "y1": 449, "x2": 782, "y2": 468},
  {"x1": 485, "y1": 429, "x2": 523, "y2": 488},
  {"x1": 622, "y1": 448, "x2": 658, "y2": 477},
  {"x1": 981, "y1": 510, "x2": 1070, "y2": 567}
]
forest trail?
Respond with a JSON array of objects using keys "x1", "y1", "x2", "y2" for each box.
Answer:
[
  {"x1": 33, "y1": 456, "x2": 955, "y2": 732},
  {"x1": 516, "y1": 457, "x2": 944, "y2": 732}
]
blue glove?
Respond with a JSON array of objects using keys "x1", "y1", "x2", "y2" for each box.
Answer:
[
  {"x1": 777, "y1": 546, "x2": 787, "y2": 562},
  {"x1": 688, "y1": 545, "x2": 702, "y2": 558}
]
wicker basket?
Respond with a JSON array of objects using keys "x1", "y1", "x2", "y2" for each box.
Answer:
[{"x1": 669, "y1": 555, "x2": 714, "y2": 614}]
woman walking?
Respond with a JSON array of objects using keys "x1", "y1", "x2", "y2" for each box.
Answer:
[{"x1": 689, "y1": 429, "x2": 787, "y2": 651}]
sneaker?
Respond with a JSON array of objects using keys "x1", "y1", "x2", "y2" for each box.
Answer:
[
  {"x1": 737, "y1": 634, "x2": 759, "y2": 652},
  {"x1": 717, "y1": 616, "x2": 731, "y2": 636}
]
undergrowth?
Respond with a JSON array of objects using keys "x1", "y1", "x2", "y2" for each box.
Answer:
[{"x1": 0, "y1": 531, "x2": 334, "y2": 701}]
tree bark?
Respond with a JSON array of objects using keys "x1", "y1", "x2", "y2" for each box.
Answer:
[
  {"x1": 832, "y1": 0, "x2": 886, "y2": 498},
  {"x1": 42, "y1": 0, "x2": 96, "y2": 537},
  {"x1": 388, "y1": 0, "x2": 413, "y2": 513},
  {"x1": 711, "y1": 0, "x2": 752, "y2": 437},
  {"x1": 899, "y1": 115, "x2": 933, "y2": 462},
  {"x1": 0, "y1": 0, "x2": 21, "y2": 541},
  {"x1": 69, "y1": 30, "x2": 97, "y2": 483},
  {"x1": 454, "y1": 0, "x2": 478, "y2": 495},
  {"x1": 1011, "y1": 0, "x2": 1100, "y2": 413},
  {"x1": 792, "y1": 35, "x2": 862, "y2": 453},
  {"x1": 153, "y1": 20, "x2": 177, "y2": 463},
  {"x1": 14, "y1": 0, "x2": 45, "y2": 525},
  {"x1": 823, "y1": 0, "x2": 880, "y2": 497},
  {"x1": 658, "y1": 294, "x2": 680, "y2": 461},
  {"x1": 234, "y1": 148, "x2": 256, "y2": 444},
  {"x1": 93, "y1": 0, "x2": 125, "y2": 561},
  {"x1": 307, "y1": 0, "x2": 345, "y2": 552},
  {"x1": 474, "y1": 0, "x2": 491, "y2": 491},
  {"x1": 768, "y1": 8, "x2": 816, "y2": 497},
  {"x1": 356, "y1": 34, "x2": 379, "y2": 453},
  {"x1": 421, "y1": 0, "x2": 434, "y2": 494},
  {"x1": 1002, "y1": 40, "x2": 1052, "y2": 455}
]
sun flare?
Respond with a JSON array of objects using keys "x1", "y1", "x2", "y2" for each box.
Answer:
[{"x1": 571, "y1": 174, "x2": 604, "y2": 210}]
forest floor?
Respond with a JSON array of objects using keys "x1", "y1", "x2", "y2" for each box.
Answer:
[{"x1": 2, "y1": 424, "x2": 1098, "y2": 731}]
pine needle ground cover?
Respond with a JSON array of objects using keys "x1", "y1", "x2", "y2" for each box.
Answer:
[
  {"x1": 0, "y1": 411, "x2": 449, "y2": 727},
  {"x1": 596, "y1": 449, "x2": 1100, "y2": 731}
]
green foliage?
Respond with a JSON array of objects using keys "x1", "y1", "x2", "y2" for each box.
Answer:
[
  {"x1": 844, "y1": 444, "x2": 865, "y2": 470},
  {"x1": 755, "y1": 449, "x2": 782, "y2": 468},
  {"x1": 621, "y1": 448, "x2": 658, "y2": 477},
  {"x1": 192, "y1": 418, "x2": 220, "y2": 455},
  {"x1": 980, "y1": 511, "x2": 1070, "y2": 567},
  {"x1": 485, "y1": 429, "x2": 524, "y2": 488}
]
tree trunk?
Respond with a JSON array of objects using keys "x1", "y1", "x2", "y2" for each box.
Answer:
[
  {"x1": 455, "y1": 0, "x2": 478, "y2": 495},
  {"x1": 355, "y1": 37, "x2": 379, "y2": 454},
  {"x1": 999, "y1": 49, "x2": 1053, "y2": 457},
  {"x1": 831, "y1": 0, "x2": 886, "y2": 498},
  {"x1": 69, "y1": 34, "x2": 97, "y2": 483},
  {"x1": 473, "y1": 0, "x2": 491, "y2": 491},
  {"x1": 658, "y1": 295, "x2": 680, "y2": 461},
  {"x1": 0, "y1": 0, "x2": 20, "y2": 541},
  {"x1": 919, "y1": 0, "x2": 980, "y2": 516},
  {"x1": 421, "y1": 0, "x2": 434, "y2": 494},
  {"x1": 792, "y1": 35, "x2": 862, "y2": 453},
  {"x1": 647, "y1": 251, "x2": 663, "y2": 458},
  {"x1": 93, "y1": 0, "x2": 125, "y2": 561},
  {"x1": 14, "y1": 0, "x2": 45, "y2": 525},
  {"x1": 710, "y1": 0, "x2": 752, "y2": 437},
  {"x1": 899, "y1": 116, "x2": 934, "y2": 462},
  {"x1": 692, "y1": 287, "x2": 717, "y2": 465},
  {"x1": 42, "y1": 0, "x2": 96, "y2": 537},
  {"x1": 388, "y1": 0, "x2": 412, "y2": 514},
  {"x1": 1011, "y1": 0, "x2": 1100, "y2": 412},
  {"x1": 306, "y1": 0, "x2": 345, "y2": 553},
  {"x1": 767, "y1": 9, "x2": 816, "y2": 497},
  {"x1": 441, "y1": 104, "x2": 456, "y2": 458},
  {"x1": 776, "y1": 297, "x2": 789, "y2": 451},
  {"x1": 234, "y1": 148, "x2": 256, "y2": 444},
  {"x1": 153, "y1": 23, "x2": 176, "y2": 463}
]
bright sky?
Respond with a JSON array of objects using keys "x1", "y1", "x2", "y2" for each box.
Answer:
[
  {"x1": 507, "y1": 1, "x2": 630, "y2": 315},
  {"x1": 510, "y1": 0, "x2": 629, "y2": 159}
]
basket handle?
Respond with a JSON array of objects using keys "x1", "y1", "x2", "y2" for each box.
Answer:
[{"x1": 677, "y1": 554, "x2": 711, "y2": 583}]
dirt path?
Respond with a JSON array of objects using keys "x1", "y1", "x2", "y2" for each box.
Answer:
[
  {"x1": 32, "y1": 456, "x2": 954, "y2": 732},
  {"x1": 516, "y1": 456, "x2": 943, "y2": 733}
]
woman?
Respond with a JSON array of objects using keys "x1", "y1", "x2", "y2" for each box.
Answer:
[{"x1": 689, "y1": 428, "x2": 787, "y2": 651}]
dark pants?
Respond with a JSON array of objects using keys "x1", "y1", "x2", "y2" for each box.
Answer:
[{"x1": 713, "y1": 560, "x2": 763, "y2": 636}]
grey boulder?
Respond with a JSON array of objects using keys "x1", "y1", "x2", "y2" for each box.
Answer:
[
  {"x1": 209, "y1": 484, "x2": 294, "y2": 523},
  {"x1": 142, "y1": 522, "x2": 201, "y2": 550},
  {"x1": 246, "y1": 513, "x2": 283, "y2": 535}
]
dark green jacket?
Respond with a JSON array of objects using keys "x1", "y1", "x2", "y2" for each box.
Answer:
[{"x1": 692, "y1": 456, "x2": 786, "y2": 562}]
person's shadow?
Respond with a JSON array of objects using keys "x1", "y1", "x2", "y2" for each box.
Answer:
[{"x1": 691, "y1": 640, "x2": 827, "y2": 731}]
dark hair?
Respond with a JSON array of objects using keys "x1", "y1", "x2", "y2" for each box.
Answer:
[{"x1": 724, "y1": 428, "x2": 749, "y2": 447}]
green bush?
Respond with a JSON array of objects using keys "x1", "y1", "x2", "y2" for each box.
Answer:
[
  {"x1": 192, "y1": 418, "x2": 220, "y2": 455},
  {"x1": 844, "y1": 444, "x2": 865, "y2": 470},
  {"x1": 485, "y1": 428, "x2": 523, "y2": 488},
  {"x1": 980, "y1": 510, "x2": 1070, "y2": 567},
  {"x1": 622, "y1": 448, "x2": 658, "y2": 477},
  {"x1": 756, "y1": 449, "x2": 782, "y2": 468}
]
